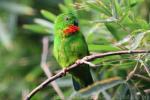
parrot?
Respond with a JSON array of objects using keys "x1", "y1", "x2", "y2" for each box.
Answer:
[{"x1": 53, "y1": 13, "x2": 93, "y2": 91}]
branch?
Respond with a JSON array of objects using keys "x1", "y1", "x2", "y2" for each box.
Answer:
[
  {"x1": 41, "y1": 37, "x2": 64, "y2": 99},
  {"x1": 25, "y1": 50, "x2": 150, "y2": 100}
]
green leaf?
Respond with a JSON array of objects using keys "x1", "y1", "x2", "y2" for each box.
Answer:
[
  {"x1": 105, "y1": 22, "x2": 128, "y2": 40},
  {"x1": 0, "y1": 1, "x2": 34, "y2": 15},
  {"x1": 0, "y1": 19, "x2": 12, "y2": 49},
  {"x1": 112, "y1": 84, "x2": 129, "y2": 100},
  {"x1": 129, "y1": 0, "x2": 138, "y2": 7},
  {"x1": 119, "y1": 11, "x2": 130, "y2": 23},
  {"x1": 23, "y1": 24, "x2": 51, "y2": 34},
  {"x1": 70, "y1": 77, "x2": 124, "y2": 98},
  {"x1": 130, "y1": 32, "x2": 145, "y2": 50},
  {"x1": 64, "y1": 0, "x2": 73, "y2": 7},
  {"x1": 91, "y1": 55, "x2": 121, "y2": 66},
  {"x1": 135, "y1": 19, "x2": 149, "y2": 29},
  {"x1": 86, "y1": 1, "x2": 112, "y2": 16},
  {"x1": 112, "y1": 0, "x2": 121, "y2": 18},
  {"x1": 41, "y1": 10, "x2": 56, "y2": 22},
  {"x1": 59, "y1": 4, "x2": 68, "y2": 13},
  {"x1": 34, "y1": 18, "x2": 53, "y2": 28},
  {"x1": 88, "y1": 44, "x2": 121, "y2": 52}
]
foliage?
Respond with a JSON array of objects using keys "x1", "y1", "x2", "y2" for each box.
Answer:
[{"x1": 0, "y1": 0, "x2": 150, "y2": 99}]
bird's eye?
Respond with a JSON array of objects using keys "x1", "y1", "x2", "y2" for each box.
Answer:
[{"x1": 65, "y1": 17, "x2": 69, "y2": 21}]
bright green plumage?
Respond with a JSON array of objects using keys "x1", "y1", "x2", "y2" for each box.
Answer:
[{"x1": 53, "y1": 13, "x2": 93, "y2": 90}]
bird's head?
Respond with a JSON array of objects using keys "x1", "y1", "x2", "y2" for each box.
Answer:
[{"x1": 54, "y1": 13, "x2": 80, "y2": 36}]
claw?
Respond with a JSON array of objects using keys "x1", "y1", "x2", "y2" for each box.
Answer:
[
  {"x1": 82, "y1": 56, "x2": 88, "y2": 60},
  {"x1": 76, "y1": 58, "x2": 96, "y2": 67},
  {"x1": 61, "y1": 68, "x2": 67, "y2": 76},
  {"x1": 75, "y1": 59, "x2": 82, "y2": 64}
]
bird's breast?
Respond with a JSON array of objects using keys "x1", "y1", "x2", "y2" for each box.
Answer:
[{"x1": 54, "y1": 35, "x2": 88, "y2": 68}]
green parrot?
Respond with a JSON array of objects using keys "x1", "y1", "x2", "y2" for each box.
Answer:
[{"x1": 53, "y1": 13, "x2": 93, "y2": 91}]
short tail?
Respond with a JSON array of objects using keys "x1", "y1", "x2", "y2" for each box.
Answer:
[{"x1": 71, "y1": 65, "x2": 93, "y2": 91}]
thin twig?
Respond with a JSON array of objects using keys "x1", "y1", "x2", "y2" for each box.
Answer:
[
  {"x1": 40, "y1": 37, "x2": 64, "y2": 99},
  {"x1": 25, "y1": 50, "x2": 150, "y2": 100},
  {"x1": 134, "y1": 74, "x2": 150, "y2": 82},
  {"x1": 22, "y1": 89, "x2": 29, "y2": 100},
  {"x1": 126, "y1": 61, "x2": 139, "y2": 81},
  {"x1": 136, "y1": 89, "x2": 150, "y2": 95},
  {"x1": 140, "y1": 60, "x2": 150, "y2": 77}
]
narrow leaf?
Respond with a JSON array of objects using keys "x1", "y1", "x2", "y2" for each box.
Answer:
[
  {"x1": 70, "y1": 77, "x2": 124, "y2": 98},
  {"x1": 41, "y1": 10, "x2": 56, "y2": 22},
  {"x1": 23, "y1": 24, "x2": 51, "y2": 34}
]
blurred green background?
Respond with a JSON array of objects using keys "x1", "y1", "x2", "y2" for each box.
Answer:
[{"x1": 0, "y1": 0, "x2": 150, "y2": 100}]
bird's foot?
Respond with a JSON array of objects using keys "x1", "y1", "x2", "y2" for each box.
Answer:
[
  {"x1": 75, "y1": 56, "x2": 88, "y2": 64},
  {"x1": 61, "y1": 68, "x2": 67, "y2": 76},
  {"x1": 75, "y1": 57, "x2": 96, "y2": 67},
  {"x1": 75, "y1": 59, "x2": 82, "y2": 64}
]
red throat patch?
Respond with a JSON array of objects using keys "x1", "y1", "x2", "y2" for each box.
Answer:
[{"x1": 63, "y1": 25, "x2": 80, "y2": 35}]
